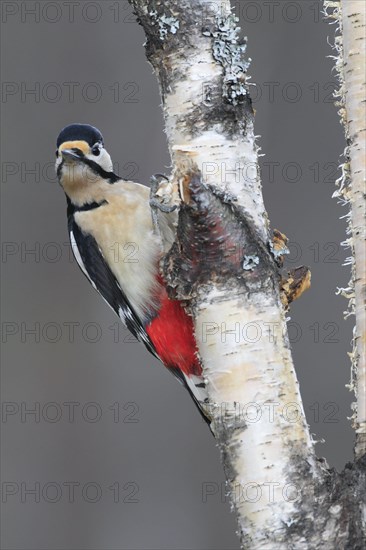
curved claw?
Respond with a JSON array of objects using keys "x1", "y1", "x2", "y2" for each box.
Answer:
[
  {"x1": 149, "y1": 198, "x2": 177, "y2": 213},
  {"x1": 150, "y1": 173, "x2": 169, "y2": 193}
]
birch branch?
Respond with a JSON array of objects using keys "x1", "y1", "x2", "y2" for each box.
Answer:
[
  {"x1": 324, "y1": 0, "x2": 366, "y2": 460},
  {"x1": 129, "y1": 0, "x2": 365, "y2": 547}
]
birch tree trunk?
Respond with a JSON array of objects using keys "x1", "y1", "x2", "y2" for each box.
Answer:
[
  {"x1": 325, "y1": 0, "x2": 366, "y2": 461},
  {"x1": 129, "y1": 1, "x2": 366, "y2": 547}
]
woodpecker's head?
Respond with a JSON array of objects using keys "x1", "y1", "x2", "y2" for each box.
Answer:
[{"x1": 56, "y1": 124, "x2": 116, "y2": 203}]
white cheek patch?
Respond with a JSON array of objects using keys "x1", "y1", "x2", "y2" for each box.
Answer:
[
  {"x1": 86, "y1": 148, "x2": 113, "y2": 172},
  {"x1": 100, "y1": 149, "x2": 113, "y2": 172}
]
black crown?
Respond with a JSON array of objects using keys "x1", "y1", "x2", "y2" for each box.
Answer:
[{"x1": 57, "y1": 124, "x2": 104, "y2": 148}]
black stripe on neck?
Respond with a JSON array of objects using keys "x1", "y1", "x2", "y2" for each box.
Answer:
[
  {"x1": 57, "y1": 162, "x2": 63, "y2": 181},
  {"x1": 67, "y1": 197, "x2": 108, "y2": 217},
  {"x1": 57, "y1": 158, "x2": 120, "y2": 184},
  {"x1": 81, "y1": 157, "x2": 120, "y2": 184}
]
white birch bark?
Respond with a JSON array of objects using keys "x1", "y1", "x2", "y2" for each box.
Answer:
[
  {"x1": 325, "y1": 0, "x2": 366, "y2": 459},
  {"x1": 129, "y1": 0, "x2": 366, "y2": 547}
]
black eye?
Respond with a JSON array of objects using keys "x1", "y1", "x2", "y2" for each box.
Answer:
[{"x1": 92, "y1": 145, "x2": 101, "y2": 156}]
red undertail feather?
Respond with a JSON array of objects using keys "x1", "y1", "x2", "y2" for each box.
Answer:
[{"x1": 145, "y1": 287, "x2": 202, "y2": 377}]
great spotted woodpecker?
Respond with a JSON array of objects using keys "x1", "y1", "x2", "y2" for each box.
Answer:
[{"x1": 55, "y1": 124, "x2": 209, "y2": 420}]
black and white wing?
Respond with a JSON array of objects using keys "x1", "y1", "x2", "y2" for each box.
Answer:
[{"x1": 69, "y1": 218, "x2": 158, "y2": 358}]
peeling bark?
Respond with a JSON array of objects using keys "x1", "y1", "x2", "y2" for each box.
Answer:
[
  {"x1": 129, "y1": 0, "x2": 366, "y2": 547},
  {"x1": 324, "y1": 0, "x2": 366, "y2": 460}
]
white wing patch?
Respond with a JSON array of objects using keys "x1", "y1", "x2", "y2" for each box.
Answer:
[
  {"x1": 118, "y1": 305, "x2": 157, "y2": 351},
  {"x1": 118, "y1": 306, "x2": 128, "y2": 328}
]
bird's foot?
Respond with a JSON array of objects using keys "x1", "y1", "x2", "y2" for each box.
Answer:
[{"x1": 149, "y1": 174, "x2": 178, "y2": 213}]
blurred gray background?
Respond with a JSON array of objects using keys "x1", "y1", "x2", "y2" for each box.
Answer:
[{"x1": 1, "y1": 1, "x2": 353, "y2": 549}]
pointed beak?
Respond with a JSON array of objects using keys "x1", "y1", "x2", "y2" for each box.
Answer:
[{"x1": 61, "y1": 149, "x2": 84, "y2": 162}]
